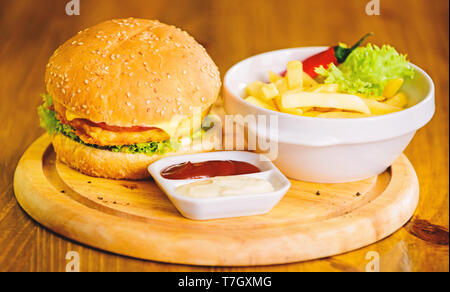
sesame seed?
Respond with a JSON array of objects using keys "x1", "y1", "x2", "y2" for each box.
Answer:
[
  {"x1": 127, "y1": 92, "x2": 131, "y2": 97},
  {"x1": 127, "y1": 102, "x2": 132, "y2": 106},
  {"x1": 84, "y1": 80, "x2": 89, "y2": 84},
  {"x1": 146, "y1": 100, "x2": 150, "y2": 105}
]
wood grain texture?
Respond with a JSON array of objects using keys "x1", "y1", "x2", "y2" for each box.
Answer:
[
  {"x1": 14, "y1": 135, "x2": 419, "y2": 266},
  {"x1": 0, "y1": 0, "x2": 448, "y2": 271}
]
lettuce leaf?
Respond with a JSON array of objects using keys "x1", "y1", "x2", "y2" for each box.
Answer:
[
  {"x1": 315, "y1": 44, "x2": 415, "y2": 96},
  {"x1": 37, "y1": 94, "x2": 178, "y2": 155}
]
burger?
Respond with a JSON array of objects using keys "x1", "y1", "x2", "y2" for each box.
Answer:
[{"x1": 38, "y1": 18, "x2": 221, "y2": 180}]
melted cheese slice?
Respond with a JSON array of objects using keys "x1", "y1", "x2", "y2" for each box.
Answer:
[{"x1": 65, "y1": 109, "x2": 201, "y2": 138}]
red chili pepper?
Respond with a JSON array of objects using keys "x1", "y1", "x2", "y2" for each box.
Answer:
[{"x1": 281, "y1": 33, "x2": 372, "y2": 78}]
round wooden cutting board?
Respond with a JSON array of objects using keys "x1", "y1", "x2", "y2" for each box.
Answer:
[{"x1": 14, "y1": 134, "x2": 419, "y2": 266}]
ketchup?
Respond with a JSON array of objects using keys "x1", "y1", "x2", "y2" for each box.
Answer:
[{"x1": 160, "y1": 160, "x2": 261, "y2": 180}]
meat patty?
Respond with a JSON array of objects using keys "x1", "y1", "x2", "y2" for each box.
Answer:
[
  {"x1": 67, "y1": 118, "x2": 170, "y2": 146},
  {"x1": 54, "y1": 103, "x2": 170, "y2": 146}
]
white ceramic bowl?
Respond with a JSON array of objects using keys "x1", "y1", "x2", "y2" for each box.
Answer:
[
  {"x1": 224, "y1": 47, "x2": 435, "y2": 183},
  {"x1": 148, "y1": 151, "x2": 291, "y2": 220}
]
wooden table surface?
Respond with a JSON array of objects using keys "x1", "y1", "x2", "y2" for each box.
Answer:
[{"x1": 0, "y1": 0, "x2": 448, "y2": 272}]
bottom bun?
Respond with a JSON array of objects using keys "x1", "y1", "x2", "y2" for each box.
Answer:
[{"x1": 52, "y1": 133, "x2": 217, "y2": 180}]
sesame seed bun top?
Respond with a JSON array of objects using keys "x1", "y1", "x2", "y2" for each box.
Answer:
[{"x1": 45, "y1": 18, "x2": 221, "y2": 127}]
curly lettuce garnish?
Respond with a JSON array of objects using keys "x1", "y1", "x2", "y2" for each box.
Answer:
[
  {"x1": 37, "y1": 94, "x2": 179, "y2": 155},
  {"x1": 315, "y1": 44, "x2": 415, "y2": 96}
]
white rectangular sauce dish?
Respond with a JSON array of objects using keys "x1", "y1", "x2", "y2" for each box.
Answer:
[{"x1": 148, "y1": 151, "x2": 291, "y2": 220}]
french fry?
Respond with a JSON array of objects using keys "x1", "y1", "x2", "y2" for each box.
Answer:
[
  {"x1": 286, "y1": 61, "x2": 303, "y2": 89},
  {"x1": 356, "y1": 94, "x2": 388, "y2": 102},
  {"x1": 281, "y1": 108, "x2": 304, "y2": 116},
  {"x1": 281, "y1": 92, "x2": 371, "y2": 114},
  {"x1": 385, "y1": 92, "x2": 408, "y2": 108},
  {"x1": 246, "y1": 81, "x2": 264, "y2": 97},
  {"x1": 301, "y1": 111, "x2": 322, "y2": 117},
  {"x1": 383, "y1": 78, "x2": 404, "y2": 98},
  {"x1": 245, "y1": 96, "x2": 277, "y2": 111},
  {"x1": 317, "y1": 111, "x2": 369, "y2": 119},
  {"x1": 307, "y1": 84, "x2": 340, "y2": 93},
  {"x1": 274, "y1": 96, "x2": 303, "y2": 115},
  {"x1": 268, "y1": 71, "x2": 283, "y2": 83},
  {"x1": 314, "y1": 107, "x2": 334, "y2": 113},
  {"x1": 261, "y1": 83, "x2": 279, "y2": 101},
  {"x1": 362, "y1": 98, "x2": 402, "y2": 115},
  {"x1": 274, "y1": 78, "x2": 288, "y2": 94},
  {"x1": 302, "y1": 72, "x2": 318, "y2": 88}
]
